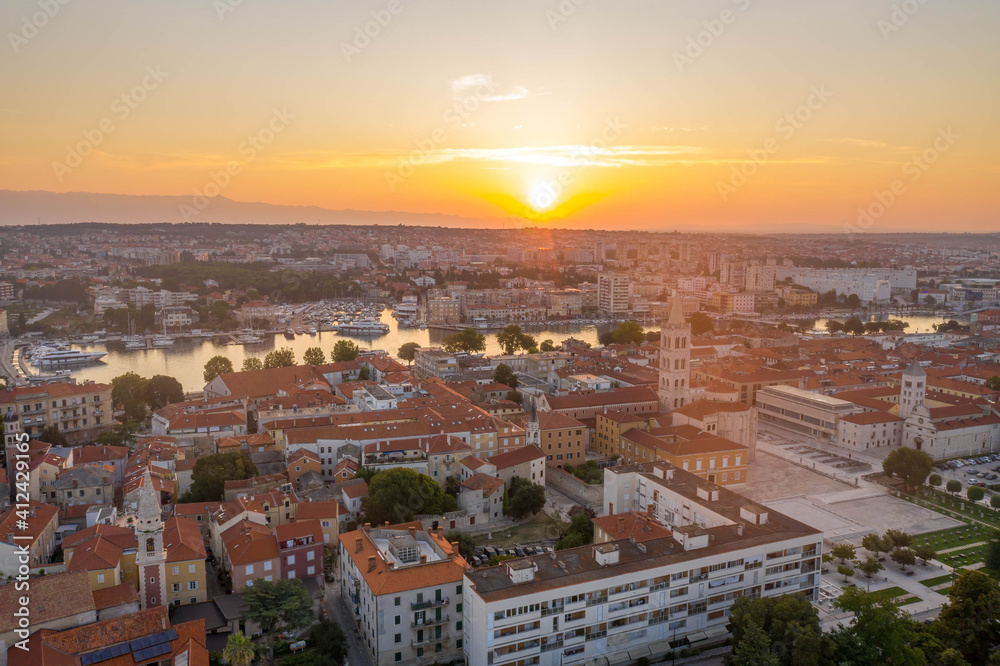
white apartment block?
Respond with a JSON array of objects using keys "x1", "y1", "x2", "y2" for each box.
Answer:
[
  {"x1": 462, "y1": 462, "x2": 822, "y2": 665},
  {"x1": 339, "y1": 524, "x2": 469, "y2": 665},
  {"x1": 598, "y1": 273, "x2": 630, "y2": 315}
]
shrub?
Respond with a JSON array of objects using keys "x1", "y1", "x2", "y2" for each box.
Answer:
[
  {"x1": 947, "y1": 480, "x2": 962, "y2": 493},
  {"x1": 991, "y1": 495, "x2": 1000, "y2": 509},
  {"x1": 969, "y1": 486, "x2": 986, "y2": 502},
  {"x1": 928, "y1": 474, "x2": 942, "y2": 487}
]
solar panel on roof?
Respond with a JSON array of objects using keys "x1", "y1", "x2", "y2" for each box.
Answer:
[{"x1": 133, "y1": 642, "x2": 171, "y2": 663}]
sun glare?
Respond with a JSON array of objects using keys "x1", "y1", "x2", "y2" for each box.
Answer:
[{"x1": 528, "y1": 181, "x2": 559, "y2": 213}]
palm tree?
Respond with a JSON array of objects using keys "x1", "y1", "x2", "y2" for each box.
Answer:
[{"x1": 223, "y1": 631, "x2": 255, "y2": 666}]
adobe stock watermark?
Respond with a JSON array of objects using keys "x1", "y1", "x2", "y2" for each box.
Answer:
[
  {"x1": 384, "y1": 77, "x2": 500, "y2": 192},
  {"x1": 214, "y1": 0, "x2": 247, "y2": 21},
  {"x1": 545, "y1": 0, "x2": 589, "y2": 31},
  {"x1": 51, "y1": 65, "x2": 169, "y2": 183},
  {"x1": 846, "y1": 126, "x2": 959, "y2": 238},
  {"x1": 340, "y1": 0, "x2": 411, "y2": 63},
  {"x1": 673, "y1": 0, "x2": 752, "y2": 73},
  {"x1": 717, "y1": 84, "x2": 834, "y2": 201},
  {"x1": 179, "y1": 107, "x2": 295, "y2": 222},
  {"x1": 8, "y1": 0, "x2": 76, "y2": 54},
  {"x1": 877, "y1": 0, "x2": 932, "y2": 40},
  {"x1": 511, "y1": 116, "x2": 628, "y2": 226}
]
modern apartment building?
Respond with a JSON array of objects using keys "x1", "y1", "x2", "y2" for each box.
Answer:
[
  {"x1": 460, "y1": 462, "x2": 822, "y2": 665},
  {"x1": 0, "y1": 382, "x2": 113, "y2": 445},
  {"x1": 756, "y1": 384, "x2": 857, "y2": 442},
  {"x1": 598, "y1": 273, "x2": 630, "y2": 315},
  {"x1": 339, "y1": 523, "x2": 469, "y2": 666}
]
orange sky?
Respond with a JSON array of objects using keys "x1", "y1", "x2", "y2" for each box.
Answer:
[{"x1": 1, "y1": 0, "x2": 998, "y2": 230}]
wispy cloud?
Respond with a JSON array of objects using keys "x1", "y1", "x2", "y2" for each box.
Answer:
[
  {"x1": 825, "y1": 137, "x2": 915, "y2": 150},
  {"x1": 451, "y1": 74, "x2": 531, "y2": 102}
]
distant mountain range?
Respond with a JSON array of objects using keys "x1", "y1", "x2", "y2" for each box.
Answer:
[{"x1": 0, "y1": 189, "x2": 500, "y2": 228}]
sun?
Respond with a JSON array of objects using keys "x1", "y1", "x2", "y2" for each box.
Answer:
[{"x1": 528, "y1": 181, "x2": 560, "y2": 213}]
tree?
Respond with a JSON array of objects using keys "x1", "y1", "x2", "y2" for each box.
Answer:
[
  {"x1": 597, "y1": 330, "x2": 615, "y2": 347},
  {"x1": 968, "y1": 486, "x2": 986, "y2": 502},
  {"x1": 397, "y1": 341, "x2": 420, "y2": 364},
  {"x1": 112, "y1": 372, "x2": 149, "y2": 422},
  {"x1": 891, "y1": 547, "x2": 916, "y2": 570},
  {"x1": 263, "y1": 347, "x2": 295, "y2": 369},
  {"x1": 508, "y1": 479, "x2": 546, "y2": 519},
  {"x1": 307, "y1": 619, "x2": 350, "y2": 666},
  {"x1": 728, "y1": 620, "x2": 779, "y2": 666},
  {"x1": 825, "y1": 320, "x2": 844, "y2": 334},
  {"x1": 182, "y1": 452, "x2": 257, "y2": 502},
  {"x1": 929, "y1": 473, "x2": 942, "y2": 487},
  {"x1": 914, "y1": 546, "x2": 937, "y2": 565},
  {"x1": 204, "y1": 355, "x2": 234, "y2": 383},
  {"x1": 936, "y1": 570, "x2": 1000, "y2": 663},
  {"x1": 493, "y1": 364, "x2": 518, "y2": 390},
  {"x1": 830, "y1": 587, "x2": 925, "y2": 666},
  {"x1": 862, "y1": 533, "x2": 884, "y2": 557},
  {"x1": 947, "y1": 479, "x2": 962, "y2": 494},
  {"x1": 728, "y1": 594, "x2": 828, "y2": 666},
  {"x1": 838, "y1": 564, "x2": 855, "y2": 582},
  {"x1": 539, "y1": 339, "x2": 556, "y2": 352},
  {"x1": 37, "y1": 425, "x2": 68, "y2": 447},
  {"x1": 143, "y1": 374, "x2": 184, "y2": 411},
  {"x1": 442, "y1": 328, "x2": 486, "y2": 353},
  {"x1": 831, "y1": 543, "x2": 857, "y2": 564},
  {"x1": 497, "y1": 324, "x2": 531, "y2": 355},
  {"x1": 986, "y1": 376, "x2": 1000, "y2": 391},
  {"x1": 556, "y1": 510, "x2": 594, "y2": 550},
  {"x1": 242, "y1": 356, "x2": 263, "y2": 371},
  {"x1": 857, "y1": 556, "x2": 883, "y2": 578},
  {"x1": 884, "y1": 529, "x2": 912, "y2": 550},
  {"x1": 222, "y1": 631, "x2": 255, "y2": 666},
  {"x1": 96, "y1": 419, "x2": 140, "y2": 449},
  {"x1": 611, "y1": 320, "x2": 646, "y2": 346},
  {"x1": 302, "y1": 346, "x2": 326, "y2": 365},
  {"x1": 689, "y1": 311, "x2": 714, "y2": 336},
  {"x1": 332, "y1": 339, "x2": 360, "y2": 363},
  {"x1": 240, "y1": 578, "x2": 314, "y2": 666},
  {"x1": 358, "y1": 366, "x2": 370, "y2": 381},
  {"x1": 843, "y1": 316, "x2": 865, "y2": 336},
  {"x1": 992, "y1": 495, "x2": 1000, "y2": 509},
  {"x1": 361, "y1": 468, "x2": 457, "y2": 525},
  {"x1": 445, "y1": 530, "x2": 476, "y2": 561},
  {"x1": 984, "y1": 532, "x2": 1000, "y2": 572},
  {"x1": 882, "y1": 447, "x2": 934, "y2": 489}
]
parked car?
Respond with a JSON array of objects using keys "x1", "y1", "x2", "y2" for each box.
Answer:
[
  {"x1": 515, "y1": 547, "x2": 526, "y2": 557},
  {"x1": 988, "y1": 474, "x2": 999, "y2": 481}
]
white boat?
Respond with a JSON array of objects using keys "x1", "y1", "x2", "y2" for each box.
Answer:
[
  {"x1": 123, "y1": 335, "x2": 146, "y2": 349},
  {"x1": 334, "y1": 319, "x2": 389, "y2": 335},
  {"x1": 151, "y1": 335, "x2": 175, "y2": 348},
  {"x1": 307, "y1": 327, "x2": 318, "y2": 335},
  {"x1": 33, "y1": 348, "x2": 107, "y2": 367},
  {"x1": 236, "y1": 333, "x2": 264, "y2": 345}
]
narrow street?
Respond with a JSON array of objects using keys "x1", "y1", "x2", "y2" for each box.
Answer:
[{"x1": 325, "y1": 579, "x2": 372, "y2": 666}]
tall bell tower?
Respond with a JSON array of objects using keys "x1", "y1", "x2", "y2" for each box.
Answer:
[
  {"x1": 658, "y1": 297, "x2": 691, "y2": 413},
  {"x1": 135, "y1": 469, "x2": 166, "y2": 609}
]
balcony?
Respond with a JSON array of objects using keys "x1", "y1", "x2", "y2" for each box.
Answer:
[
  {"x1": 411, "y1": 631, "x2": 450, "y2": 648},
  {"x1": 411, "y1": 597, "x2": 449, "y2": 611},
  {"x1": 411, "y1": 614, "x2": 449, "y2": 629}
]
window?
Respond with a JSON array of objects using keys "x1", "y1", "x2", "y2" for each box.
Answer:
[
  {"x1": 395, "y1": 634, "x2": 401, "y2": 644},
  {"x1": 172, "y1": 566, "x2": 180, "y2": 576},
  {"x1": 189, "y1": 564, "x2": 196, "y2": 573},
  {"x1": 97, "y1": 573, "x2": 105, "y2": 584},
  {"x1": 307, "y1": 566, "x2": 315, "y2": 575},
  {"x1": 190, "y1": 597, "x2": 198, "y2": 604},
  {"x1": 394, "y1": 615, "x2": 401, "y2": 625},
  {"x1": 188, "y1": 581, "x2": 198, "y2": 590},
  {"x1": 395, "y1": 597, "x2": 401, "y2": 606},
  {"x1": 172, "y1": 583, "x2": 181, "y2": 592},
  {"x1": 246, "y1": 564, "x2": 254, "y2": 575},
  {"x1": 394, "y1": 653, "x2": 402, "y2": 663},
  {"x1": 456, "y1": 584, "x2": 463, "y2": 594},
  {"x1": 307, "y1": 550, "x2": 315, "y2": 561},
  {"x1": 287, "y1": 555, "x2": 296, "y2": 565},
  {"x1": 264, "y1": 561, "x2": 272, "y2": 571}
]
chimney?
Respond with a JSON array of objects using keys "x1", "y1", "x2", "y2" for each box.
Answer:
[
  {"x1": 367, "y1": 556, "x2": 377, "y2": 572},
  {"x1": 408, "y1": 526, "x2": 416, "y2": 538},
  {"x1": 384, "y1": 521, "x2": 389, "y2": 528},
  {"x1": 450, "y1": 541, "x2": 460, "y2": 558},
  {"x1": 608, "y1": 502, "x2": 614, "y2": 515},
  {"x1": 364, "y1": 522, "x2": 371, "y2": 531},
  {"x1": 355, "y1": 537, "x2": 363, "y2": 553},
  {"x1": 419, "y1": 554, "x2": 427, "y2": 564},
  {"x1": 647, "y1": 503, "x2": 654, "y2": 517},
  {"x1": 437, "y1": 526, "x2": 444, "y2": 538}
]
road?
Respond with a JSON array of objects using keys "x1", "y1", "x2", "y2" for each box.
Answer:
[{"x1": 325, "y1": 577, "x2": 372, "y2": 666}]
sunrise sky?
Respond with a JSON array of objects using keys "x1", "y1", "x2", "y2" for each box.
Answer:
[{"x1": 1, "y1": 0, "x2": 998, "y2": 231}]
